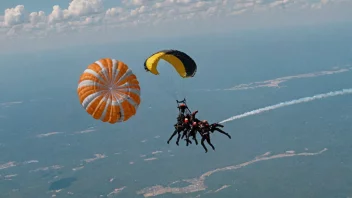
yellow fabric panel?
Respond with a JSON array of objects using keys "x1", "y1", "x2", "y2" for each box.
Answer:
[{"x1": 146, "y1": 52, "x2": 187, "y2": 78}]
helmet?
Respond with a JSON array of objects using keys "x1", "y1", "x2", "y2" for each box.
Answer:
[
  {"x1": 192, "y1": 122, "x2": 197, "y2": 126},
  {"x1": 184, "y1": 118, "x2": 189, "y2": 123},
  {"x1": 202, "y1": 120, "x2": 208, "y2": 123}
]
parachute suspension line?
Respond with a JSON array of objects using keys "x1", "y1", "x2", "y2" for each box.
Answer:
[
  {"x1": 174, "y1": 77, "x2": 180, "y2": 100},
  {"x1": 168, "y1": 61, "x2": 179, "y2": 100},
  {"x1": 155, "y1": 61, "x2": 178, "y2": 100},
  {"x1": 171, "y1": 77, "x2": 178, "y2": 100},
  {"x1": 177, "y1": 78, "x2": 185, "y2": 100},
  {"x1": 181, "y1": 78, "x2": 186, "y2": 100},
  {"x1": 179, "y1": 77, "x2": 190, "y2": 101},
  {"x1": 173, "y1": 72, "x2": 186, "y2": 100}
]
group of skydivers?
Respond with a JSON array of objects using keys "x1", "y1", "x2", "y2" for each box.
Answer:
[{"x1": 167, "y1": 99, "x2": 231, "y2": 153}]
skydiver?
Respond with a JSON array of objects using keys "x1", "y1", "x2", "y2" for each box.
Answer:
[
  {"x1": 168, "y1": 118, "x2": 192, "y2": 146},
  {"x1": 182, "y1": 110, "x2": 200, "y2": 145},
  {"x1": 168, "y1": 119, "x2": 183, "y2": 145},
  {"x1": 186, "y1": 110, "x2": 202, "y2": 144},
  {"x1": 174, "y1": 103, "x2": 187, "y2": 127},
  {"x1": 181, "y1": 115, "x2": 191, "y2": 138},
  {"x1": 198, "y1": 122, "x2": 215, "y2": 153},
  {"x1": 174, "y1": 113, "x2": 185, "y2": 128},
  {"x1": 174, "y1": 103, "x2": 192, "y2": 138},
  {"x1": 177, "y1": 118, "x2": 193, "y2": 145},
  {"x1": 177, "y1": 103, "x2": 189, "y2": 115},
  {"x1": 209, "y1": 122, "x2": 231, "y2": 139},
  {"x1": 184, "y1": 121, "x2": 199, "y2": 146}
]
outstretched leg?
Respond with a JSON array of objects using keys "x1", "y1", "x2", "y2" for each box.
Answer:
[
  {"x1": 175, "y1": 129, "x2": 182, "y2": 146},
  {"x1": 201, "y1": 137, "x2": 208, "y2": 153},
  {"x1": 167, "y1": 129, "x2": 178, "y2": 144},
  {"x1": 185, "y1": 130, "x2": 193, "y2": 146},
  {"x1": 181, "y1": 129, "x2": 187, "y2": 139},
  {"x1": 185, "y1": 129, "x2": 192, "y2": 140},
  {"x1": 205, "y1": 136, "x2": 215, "y2": 151},
  {"x1": 192, "y1": 131, "x2": 198, "y2": 145},
  {"x1": 214, "y1": 128, "x2": 231, "y2": 139}
]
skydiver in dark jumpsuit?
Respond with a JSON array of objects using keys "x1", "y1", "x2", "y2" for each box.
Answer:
[
  {"x1": 210, "y1": 123, "x2": 231, "y2": 139},
  {"x1": 173, "y1": 103, "x2": 188, "y2": 128},
  {"x1": 168, "y1": 103, "x2": 190, "y2": 144},
  {"x1": 183, "y1": 110, "x2": 200, "y2": 146},
  {"x1": 181, "y1": 114, "x2": 192, "y2": 143},
  {"x1": 177, "y1": 103, "x2": 190, "y2": 119},
  {"x1": 187, "y1": 121, "x2": 200, "y2": 146},
  {"x1": 169, "y1": 103, "x2": 187, "y2": 143},
  {"x1": 168, "y1": 118, "x2": 192, "y2": 146},
  {"x1": 198, "y1": 121, "x2": 215, "y2": 153}
]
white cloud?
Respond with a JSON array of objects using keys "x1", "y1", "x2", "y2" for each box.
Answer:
[
  {"x1": 106, "y1": 7, "x2": 123, "y2": 17},
  {"x1": 3, "y1": 5, "x2": 27, "y2": 27},
  {"x1": 48, "y1": 5, "x2": 65, "y2": 23},
  {"x1": 67, "y1": 0, "x2": 104, "y2": 17},
  {"x1": 130, "y1": 0, "x2": 152, "y2": 6},
  {"x1": 47, "y1": 0, "x2": 104, "y2": 23},
  {"x1": 130, "y1": 5, "x2": 147, "y2": 16},
  {"x1": 29, "y1": 11, "x2": 46, "y2": 25},
  {"x1": 0, "y1": 0, "x2": 350, "y2": 50}
]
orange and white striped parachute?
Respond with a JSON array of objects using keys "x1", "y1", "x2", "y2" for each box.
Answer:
[{"x1": 77, "y1": 58, "x2": 141, "y2": 123}]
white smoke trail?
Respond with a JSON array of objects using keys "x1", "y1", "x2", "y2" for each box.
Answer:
[{"x1": 219, "y1": 88, "x2": 352, "y2": 124}]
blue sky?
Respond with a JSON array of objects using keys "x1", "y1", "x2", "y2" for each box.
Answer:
[{"x1": 0, "y1": 0, "x2": 351, "y2": 54}]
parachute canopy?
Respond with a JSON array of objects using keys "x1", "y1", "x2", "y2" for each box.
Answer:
[
  {"x1": 77, "y1": 58, "x2": 141, "y2": 124},
  {"x1": 144, "y1": 50, "x2": 197, "y2": 78}
]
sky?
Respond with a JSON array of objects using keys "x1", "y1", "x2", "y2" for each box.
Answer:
[{"x1": 0, "y1": 0, "x2": 352, "y2": 54}]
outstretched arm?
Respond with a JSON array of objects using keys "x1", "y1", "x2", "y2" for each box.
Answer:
[
  {"x1": 216, "y1": 123, "x2": 224, "y2": 128},
  {"x1": 192, "y1": 110, "x2": 199, "y2": 116},
  {"x1": 214, "y1": 128, "x2": 226, "y2": 133},
  {"x1": 214, "y1": 128, "x2": 231, "y2": 139}
]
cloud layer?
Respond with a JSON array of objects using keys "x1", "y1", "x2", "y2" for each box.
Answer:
[{"x1": 0, "y1": 0, "x2": 348, "y2": 39}]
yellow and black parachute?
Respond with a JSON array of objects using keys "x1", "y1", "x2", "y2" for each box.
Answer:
[{"x1": 144, "y1": 50, "x2": 197, "y2": 78}]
